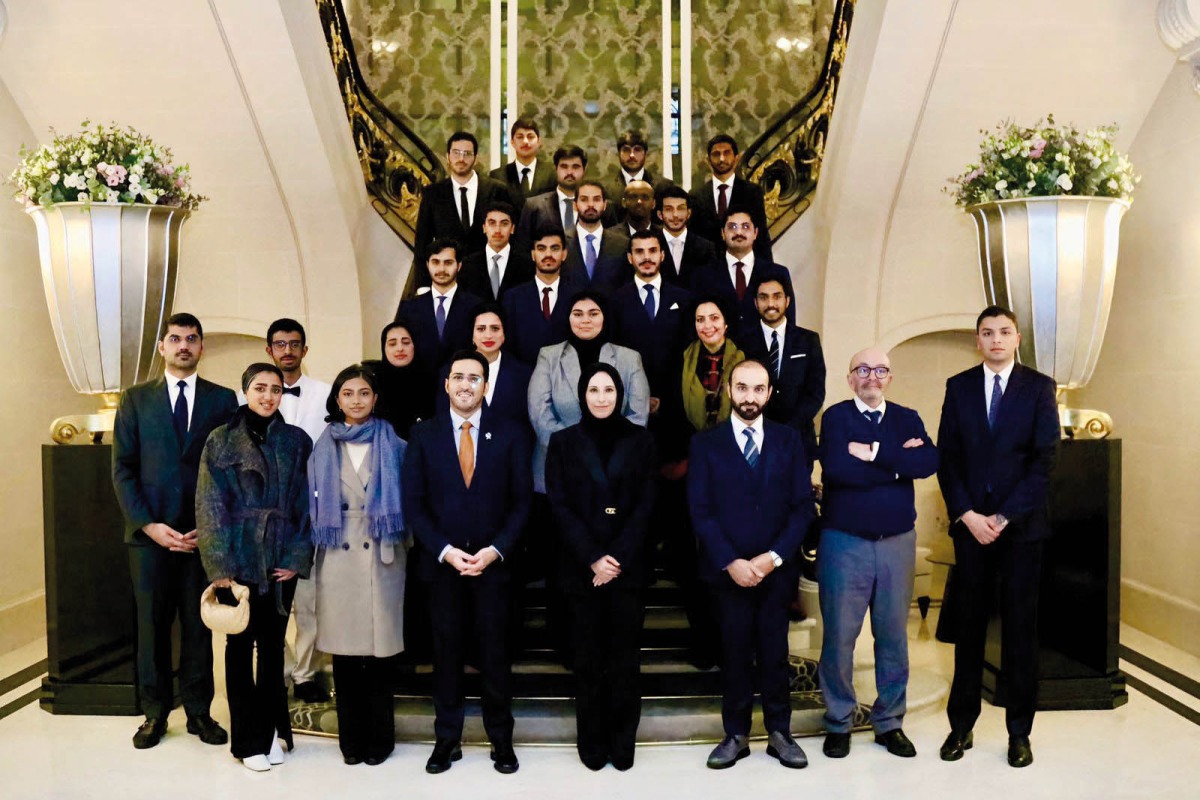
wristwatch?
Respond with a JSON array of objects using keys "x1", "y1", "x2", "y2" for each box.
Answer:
[{"x1": 769, "y1": 550, "x2": 783, "y2": 568}]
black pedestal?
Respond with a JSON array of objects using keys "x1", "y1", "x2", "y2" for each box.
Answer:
[
  {"x1": 40, "y1": 445, "x2": 140, "y2": 715},
  {"x1": 982, "y1": 438, "x2": 1128, "y2": 710}
]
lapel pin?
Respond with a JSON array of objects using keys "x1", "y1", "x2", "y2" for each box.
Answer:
[{"x1": 485, "y1": 432, "x2": 492, "y2": 440}]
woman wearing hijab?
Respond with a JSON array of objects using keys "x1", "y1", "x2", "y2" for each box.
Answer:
[
  {"x1": 682, "y1": 297, "x2": 746, "y2": 433},
  {"x1": 545, "y1": 364, "x2": 656, "y2": 771},
  {"x1": 308, "y1": 364, "x2": 408, "y2": 766},
  {"x1": 197, "y1": 363, "x2": 314, "y2": 773},
  {"x1": 372, "y1": 318, "x2": 435, "y2": 439}
]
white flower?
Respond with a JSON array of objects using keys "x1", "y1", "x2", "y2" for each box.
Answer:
[
  {"x1": 1106, "y1": 179, "x2": 1118, "y2": 190},
  {"x1": 995, "y1": 179, "x2": 1008, "y2": 191},
  {"x1": 1027, "y1": 180, "x2": 1036, "y2": 189},
  {"x1": 142, "y1": 190, "x2": 158, "y2": 204},
  {"x1": 96, "y1": 161, "x2": 108, "y2": 172},
  {"x1": 83, "y1": 167, "x2": 97, "y2": 180},
  {"x1": 76, "y1": 192, "x2": 90, "y2": 203},
  {"x1": 105, "y1": 189, "x2": 121, "y2": 204},
  {"x1": 49, "y1": 172, "x2": 60, "y2": 185},
  {"x1": 1055, "y1": 174, "x2": 1073, "y2": 191}
]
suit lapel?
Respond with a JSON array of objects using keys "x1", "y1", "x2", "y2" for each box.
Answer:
[
  {"x1": 183, "y1": 379, "x2": 212, "y2": 454},
  {"x1": 152, "y1": 377, "x2": 184, "y2": 457},
  {"x1": 992, "y1": 364, "x2": 1029, "y2": 436}
]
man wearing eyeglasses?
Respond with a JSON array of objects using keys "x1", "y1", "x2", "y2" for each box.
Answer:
[
  {"x1": 255, "y1": 318, "x2": 332, "y2": 704},
  {"x1": 694, "y1": 207, "x2": 795, "y2": 336},
  {"x1": 816, "y1": 347, "x2": 937, "y2": 761},
  {"x1": 403, "y1": 350, "x2": 533, "y2": 776},
  {"x1": 413, "y1": 130, "x2": 514, "y2": 278},
  {"x1": 605, "y1": 130, "x2": 674, "y2": 223}
]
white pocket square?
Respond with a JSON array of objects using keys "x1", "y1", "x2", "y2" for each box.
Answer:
[
  {"x1": 790, "y1": 353, "x2": 806, "y2": 359},
  {"x1": 670, "y1": 303, "x2": 679, "y2": 310},
  {"x1": 415, "y1": 286, "x2": 431, "y2": 296}
]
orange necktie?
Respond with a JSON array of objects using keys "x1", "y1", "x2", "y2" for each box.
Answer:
[{"x1": 459, "y1": 421, "x2": 475, "y2": 487}]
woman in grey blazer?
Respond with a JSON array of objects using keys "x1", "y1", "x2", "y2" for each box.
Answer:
[
  {"x1": 308, "y1": 364, "x2": 408, "y2": 766},
  {"x1": 527, "y1": 290, "x2": 651, "y2": 494}
]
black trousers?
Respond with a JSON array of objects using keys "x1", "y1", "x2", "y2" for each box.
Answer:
[
  {"x1": 656, "y1": 476, "x2": 719, "y2": 664},
  {"x1": 713, "y1": 568, "x2": 795, "y2": 736},
  {"x1": 947, "y1": 532, "x2": 1044, "y2": 737},
  {"x1": 520, "y1": 493, "x2": 571, "y2": 662},
  {"x1": 128, "y1": 546, "x2": 213, "y2": 720},
  {"x1": 568, "y1": 585, "x2": 645, "y2": 764},
  {"x1": 332, "y1": 655, "x2": 397, "y2": 760},
  {"x1": 224, "y1": 580, "x2": 296, "y2": 759},
  {"x1": 427, "y1": 565, "x2": 513, "y2": 744}
]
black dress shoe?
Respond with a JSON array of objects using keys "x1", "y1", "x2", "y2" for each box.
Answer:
[
  {"x1": 343, "y1": 755, "x2": 362, "y2": 766},
  {"x1": 425, "y1": 739, "x2": 462, "y2": 774},
  {"x1": 293, "y1": 681, "x2": 331, "y2": 704},
  {"x1": 1008, "y1": 735, "x2": 1033, "y2": 768},
  {"x1": 611, "y1": 755, "x2": 634, "y2": 771},
  {"x1": 939, "y1": 729, "x2": 973, "y2": 761},
  {"x1": 491, "y1": 741, "x2": 519, "y2": 774},
  {"x1": 186, "y1": 715, "x2": 228, "y2": 745},
  {"x1": 580, "y1": 752, "x2": 607, "y2": 771},
  {"x1": 823, "y1": 732, "x2": 851, "y2": 758},
  {"x1": 364, "y1": 755, "x2": 387, "y2": 766},
  {"x1": 875, "y1": 729, "x2": 917, "y2": 758},
  {"x1": 132, "y1": 718, "x2": 167, "y2": 750}
]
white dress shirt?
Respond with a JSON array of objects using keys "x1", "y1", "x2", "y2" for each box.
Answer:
[
  {"x1": 712, "y1": 176, "x2": 736, "y2": 211},
  {"x1": 534, "y1": 275, "x2": 562, "y2": 314},
  {"x1": 515, "y1": 158, "x2": 538, "y2": 187},
  {"x1": 729, "y1": 414, "x2": 780, "y2": 564},
  {"x1": 484, "y1": 352, "x2": 502, "y2": 407},
  {"x1": 278, "y1": 374, "x2": 332, "y2": 444},
  {"x1": 725, "y1": 250, "x2": 756, "y2": 286},
  {"x1": 450, "y1": 170, "x2": 479, "y2": 225},
  {"x1": 853, "y1": 395, "x2": 888, "y2": 462},
  {"x1": 432, "y1": 282, "x2": 459, "y2": 316},
  {"x1": 664, "y1": 229, "x2": 688, "y2": 272},
  {"x1": 485, "y1": 243, "x2": 511, "y2": 287},
  {"x1": 556, "y1": 188, "x2": 575, "y2": 221},
  {"x1": 635, "y1": 274, "x2": 663, "y2": 317},
  {"x1": 983, "y1": 360, "x2": 1015, "y2": 413},
  {"x1": 621, "y1": 168, "x2": 646, "y2": 185},
  {"x1": 165, "y1": 370, "x2": 197, "y2": 430},
  {"x1": 760, "y1": 319, "x2": 786, "y2": 354},
  {"x1": 440, "y1": 406, "x2": 503, "y2": 561}
]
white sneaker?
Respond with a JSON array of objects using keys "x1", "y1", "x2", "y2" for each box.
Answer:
[
  {"x1": 241, "y1": 754, "x2": 271, "y2": 772},
  {"x1": 268, "y1": 735, "x2": 286, "y2": 765}
]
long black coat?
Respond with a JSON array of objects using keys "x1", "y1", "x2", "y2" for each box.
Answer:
[{"x1": 544, "y1": 424, "x2": 657, "y2": 593}]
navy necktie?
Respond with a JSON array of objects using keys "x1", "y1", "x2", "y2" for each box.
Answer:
[
  {"x1": 172, "y1": 380, "x2": 188, "y2": 444},
  {"x1": 988, "y1": 373, "x2": 1003, "y2": 429},
  {"x1": 435, "y1": 294, "x2": 448, "y2": 340},
  {"x1": 643, "y1": 283, "x2": 656, "y2": 320},
  {"x1": 768, "y1": 330, "x2": 781, "y2": 377},
  {"x1": 742, "y1": 428, "x2": 759, "y2": 468},
  {"x1": 863, "y1": 409, "x2": 882, "y2": 426},
  {"x1": 584, "y1": 234, "x2": 598, "y2": 279}
]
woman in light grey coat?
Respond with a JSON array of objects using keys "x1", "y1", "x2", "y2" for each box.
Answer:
[
  {"x1": 527, "y1": 290, "x2": 650, "y2": 493},
  {"x1": 308, "y1": 364, "x2": 407, "y2": 767}
]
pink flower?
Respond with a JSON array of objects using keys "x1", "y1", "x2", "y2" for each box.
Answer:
[
  {"x1": 103, "y1": 164, "x2": 127, "y2": 187},
  {"x1": 1028, "y1": 138, "x2": 1047, "y2": 159}
]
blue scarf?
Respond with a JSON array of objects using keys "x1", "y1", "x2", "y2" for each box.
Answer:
[{"x1": 308, "y1": 417, "x2": 405, "y2": 547}]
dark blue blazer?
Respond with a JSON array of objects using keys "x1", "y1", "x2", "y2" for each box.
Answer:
[
  {"x1": 936, "y1": 363, "x2": 1059, "y2": 541},
  {"x1": 396, "y1": 287, "x2": 482, "y2": 374},
  {"x1": 692, "y1": 257, "x2": 796, "y2": 336},
  {"x1": 402, "y1": 411, "x2": 533, "y2": 573},
  {"x1": 112, "y1": 376, "x2": 238, "y2": 544},
  {"x1": 500, "y1": 275, "x2": 584, "y2": 365},
  {"x1": 741, "y1": 322, "x2": 825, "y2": 456},
  {"x1": 819, "y1": 399, "x2": 938, "y2": 538},
  {"x1": 562, "y1": 227, "x2": 632, "y2": 294},
  {"x1": 687, "y1": 419, "x2": 815, "y2": 582},
  {"x1": 608, "y1": 280, "x2": 694, "y2": 399},
  {"x1": 436, "y1": 355, "x2": 534, "y2": 432},
  {"x1": 687, "y1": 177, "x2": 773, "y2": 262}
]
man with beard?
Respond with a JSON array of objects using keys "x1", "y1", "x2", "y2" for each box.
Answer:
[
  {"x1": 501, "y1": 228, "x2": 584, "y2": 365},
  {"x1": 620, "y1": 179, "x2": 661, "y2": 238},
  {"x1": 112, "y1": 312, "x2": 239, "y2": 749},
  {"x1": 516, "y1": 144, "x2": 589, "y2": 245},
  {"x1": 459, "y1": 202, "x2": 534, "y2": 302},
  {"x1": 694, "y1": 208, "x2": 794, "y2": 336},
  {"x1": 397, "y1": 238, "x2": 482, "y2": 383},
  {"x1": 688, "y1": 134, "x2": 772, "y2": 261},
  {"x1": 817, "y1": 347, "x2": 937, "y2": 760},
  {"x1": 403, "y1": 350, "x2": 533, "y2": 774},
  {"x1": 489, "y1": 118, "x2": 556, "y2": 212},
  {"x1": 413, "y1": 131, "x2": 513, "y2": 275},
  {"x1": 606, "y1": 130, "x2": 673, "y2": 222},
  {"x1": 657, "y1": 185, "x2": 716, "y2": 290},
  {"x1": 563, "y1": 181, "x2": 631, "y2": 292},
  {"x1": 687, "y1": 359, "x2": 815, "y2": 770}
]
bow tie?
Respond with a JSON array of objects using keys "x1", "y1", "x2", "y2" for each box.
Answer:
[{"x1": 282, "y1": 385, "x2": 301, "y2": 397}]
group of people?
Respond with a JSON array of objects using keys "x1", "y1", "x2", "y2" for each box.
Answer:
[{"x1": 109, "y1": 116, "x2": 1060, "y2": 778}]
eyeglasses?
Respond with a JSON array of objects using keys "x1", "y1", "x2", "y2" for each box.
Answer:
[
  {"x1": 449, "y1": 373, "x2": 484, "y2": 386},
  {"x1": 724, "y1": 221, "x2": 754, "y2": 232},
  {"x1": 852, "y1": 365, "x2": 891, "y2": 379},
  {"x1": 270, "y1": 341, "x2": 303, "y2": 351},
  {"x1": 449, "y1": 149, "x2": 475, "y2": 159}
]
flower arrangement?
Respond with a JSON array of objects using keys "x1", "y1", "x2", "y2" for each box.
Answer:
[
  {"x1": 948, "y1": 115, "x2": 1137, "y2": 207},
  {"x1": 9, "y1": 121, "x2": 204, "y2": 210}
]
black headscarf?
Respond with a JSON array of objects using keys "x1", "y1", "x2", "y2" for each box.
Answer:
[
  {"x1": 566, "y1": 289, "x2": 609, "y2": 369},
  {"x1": 371, "y1": 318, "x2": 434, "y2": 439},
  {"x1": 577, "y1": 361, "x2": 638, "y2": 463}
]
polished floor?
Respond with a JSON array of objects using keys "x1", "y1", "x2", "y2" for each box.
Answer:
[{"x1": 2, "y1": 609, "x2": 1198, "y2": 800}]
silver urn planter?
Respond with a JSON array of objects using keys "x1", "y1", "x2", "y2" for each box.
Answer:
[
  {"x1": 968, "y1": 196, "x2": 1130, "y2": 438},
  {"x1": 28, "y1": 202, "x2": 190, "y2": 443}
]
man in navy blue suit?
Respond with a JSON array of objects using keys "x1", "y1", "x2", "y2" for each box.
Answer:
[
  {"x1": 501, "y1": 229, "x2": 582, "y2": 365},
  {"x1": 688, "y1": 360, "x2": 815, "y2": 770},
  {"x1": 692, "y1": 208, "x2": 794, "y2": 336},
  {"x1": 562, "y1": 180, "x2": 631, "y2": 292},
  {"x1": 657, "y1": 185, "x2": 716, "y2": 290},
  {"x1": 936, "y1": 306, "x2": 1059, "y2": 769},
  {"x1": 396, "y1": 238, "x2": 482, "y2": 378},
  {"x1": 817, "y1": 346, "x2": 938, "y2": 760},
  {"x1": 403, "y1": 350, "x2": 533, "y2": 775}
]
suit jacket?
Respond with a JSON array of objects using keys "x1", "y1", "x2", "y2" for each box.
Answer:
[
  {"x1": 605, "y1": 168, "x2": 674, "y2": 222},
  {"x1": 687, "y1": 419, "x2": 815, "y2": 582},
  {"x1": 527, "y1": 341, "x2": 651, "y2": 492},
  {"x1": 741, "y1": 322, "x2": 825, "y2": 456},
  {"x1": 402, "y1": 411, "x2": 533, "y2": 575},
  {"x1": 458, "y1": 247, "x2": 535, "y2": 303},
  {"x1": 661, "y1": 231, "x2": 716, "y2": 290},
  {"x1": 562, "y1": 226, "x2": 632, "y2": 293},
  {"x1": 692, "y1": 256, "x2": 795, "y2": 336},
  {"x1": 489, "y1": 159, "x2": 557, "y2": 213},
  {"x1": 688, "y1": 177, "x2": 773, "y2": 261},
  {"x1": 112, "y1": 375, "x2": 239, "y2": 544},
  {"x1": 516, "y1": 189, "x2": 570, "y2": 248},
  {"x1": 396, "y1": 287, "x2": 482, "y2": 374},
  {"x1": 936, "y1": 363, "x2": 1059, "y2": 541},
  {"x1": 412, "y1": 174, "x2": 514, "y2": 274},
  {"x1": 544, "y1": 424, "x2": 657, "y2": 592},
  {"x1": 436, "y1": 354, "x2": 534, "y2": 432},
  {"x1": 500, "y1": 274, "x2": 585, "y2": 365}
]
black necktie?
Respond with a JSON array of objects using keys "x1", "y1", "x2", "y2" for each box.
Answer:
[
  {"x1": 459, "y1": 186, "x2": 470, "y2": 229},
  {"x1": 282, "y1": 385, "x2": 300, "y2": 397},
  {"x1": 172, "y1": 380, "x2": 188, "y2": 444},
  {"x1": 768, "y1": 330, "x2": 780, "y2": 377},
  {"x1": 863, "y1": 409, "x2": 882, "y2": 426},
  {"x1": 521, "y1": 166, "x2": 531, "y2": 191}
]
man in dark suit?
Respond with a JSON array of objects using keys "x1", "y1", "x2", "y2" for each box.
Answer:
[
  {"x1": 112, "y1": 312, "x2": 238, "y2": 750},
  {"x1": 413, "y1": 131, "x2": 514, "y2": 276},
  {"x1": 606, "y1": 130, "x2": 674, "y2": 222},
  {"x1": 688, "y1": 134, "x2": 772, "y2": 261},
  {"x1": 817, "y1": 347, "x2": 938, "y2": 760},
  {"x1": 657, "y1": 185, "x2": 716, "y2": 290},
  {"x1": 692, "y1": 208, "x2": 795, "y2": 335},
  {"x1": 562, "y1": 181, "x2": 631, "y2": 293},
  {"x1": 488, "y1": 117, "x2": 556, "y2": 213},
  {"x1": 458, "y1": 202, "x2": 534, "y2": 303},
  {"x1": 936, "y1": 306, "x2": 1059, "y2": 769},
  {"x1": 396, "y1": 238, "x2": 482, "y2": 379},
  {"x1": 403, "y1": 350, "x2": 533, "y2": 775},
  {"x1": 741, "y1": 276, "x2": 825, "y2": 464},
  {"x1": 620, "y1": 179, "x2": 662, "y2": 239},
  {"x1": 515, "y1": 144, "x2": 588, "y2": 246},
  {"x1": 501, "y1": 228, "x2": 584, "y2": 365},
  {"x1": 688, "y1": 360, "x2": 815, "y2": 770}
]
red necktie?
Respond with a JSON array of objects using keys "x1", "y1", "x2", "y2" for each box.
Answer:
[
  {"x1": 734, "y1": 261, "x2": 746, "y2": 302},
  {"x1": 542, "y1": 286, "x2": 552, "y2": 320},
  {"x1": 717, "y1": 183, "x2": 728, "y2": 219}
]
